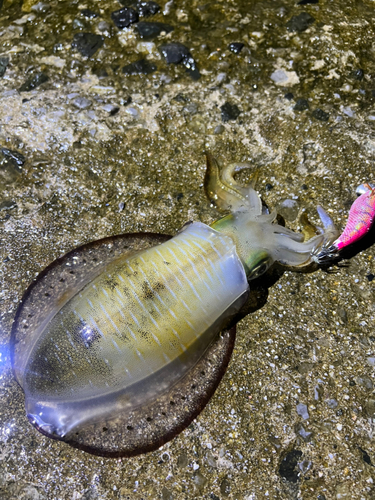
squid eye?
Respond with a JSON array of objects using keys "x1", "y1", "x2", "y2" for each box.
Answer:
[
  {"x1": 251, "y1": 262, "x2": 268, "y2": 278},
  {"x1": 248, "y1": 258, "x2": 272, "y2": 279}
]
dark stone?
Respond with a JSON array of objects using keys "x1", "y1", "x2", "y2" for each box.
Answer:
[
  {"x1": 173, "y1": 93, "x2": 187, "y2": 102},
  {"x1": 0, "y1": 200, "x2": 17, "y2": 211},
  {"x1": 367, "y1": 273, "x2": 375, "y2": 282},
  {"x1": 298, "y1": 0, "x2": 318, "y2": 4},
  {"x1": 293, "y1": 98, "x2": 309, "y2": 111},
  {"x1": 312, "y1": 108, "x2": 329, "y2": 121},
  {"x1": 351, "y1": 68, "x2": 364, "y2": 81},
  {"x1": 278, "y1": 449, "x2": 303, "y2": 483},
  {"x1": 286, "y1": 12, "x2": 315, "y2": 32},
  {"x1": 136, "y1": 21, "x2": 174, "y2": 39},
  {"x1": 210, "y1": 495, "x2": 220, "y2": 500},
  {"x1": 19, "y1": 72, "x2": 48, "y2": 92},
  {"x1": 111, "y1": 7, "x2": 139, "y2": 29},
  {"x1": 72, "y1": 33, "x2": 104, "y2": 58},
  {"x1": 159, "y1": 42, "x2": 200, "y2": 80},
  {"x1": 138, "y1": 1, "x2": 160, "y2": 17},
  {"x1": 359, "y1": 447, "x2": 373, "y2": 466},
  {"x1": 159, "y1": 42, "x2": 190, "y2": 64},
  {"x1": 1, "y1": 148, "x2": 25, "y2": 167},
  {"x1": 80, "y1": 9, "x2": 99, "y2": 18},
  {"x1": 0, "y1": 56, "x2": 9, "y2": 78},
  {"x1": 122, "y1": 58, "x2": 157, "y2": 75},
  {"x1": 220, "y1": 102, "x2": 241, "y2": 122},
  {"x1": 228, "y1": 42, "x2": 244, "y2": 54},
  {"x1": 284, "y1": 92, "x2": 294, "y2": 100},
  {"x1": 265, "y1": 183, "x2": 273, "y2": 191}
]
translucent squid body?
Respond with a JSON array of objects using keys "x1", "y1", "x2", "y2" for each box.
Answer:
[
  {"x1": 315, "y1": 183, "x2": 375, "y2": 264},
  {"x1": 11, "y1": 154, "x2": 335, "y2": 457}
]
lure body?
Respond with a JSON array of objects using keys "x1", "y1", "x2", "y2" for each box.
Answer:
[
  {"x1": 334, "y1": 185, "x2": 375, "y2": 250},
  {"x1": 11, "y1": 154, "x2": 335, "y2": 456},
  {"x1": 315, "y1": 183, "x2": 375, "y2": 263}
]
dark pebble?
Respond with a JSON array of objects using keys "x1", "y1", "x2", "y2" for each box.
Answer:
[
  {"x1": 173, "y1": 93, "x2": 187, "y2": 102},
  {"x1": 159, "y1": 42, "x2": 190, "y2": 64},
  {"x1": 293, "y1": 98, "x2": 309, "y2": 111},
  {"x1": 176, "y1": 193, "x2": 184, "y2": 201},
  {"x1": 0, "y1": 56, "x2": 9, "y2": 78},
  {"x1": 312, "y1": 108, "x2": 329, "y2": 121},
  {"x1": 19, "y1": 72, "x2": 49, "y2": 92},
  {"x1": 220, "y1": 102, "x2": 241, "y2": 122},
  {"x1": 1, "y1": 148, "x2": 25, "y2": 167},
  {"x1": 110, "y1": 107, "x2": 120, "y2": 116},
  {"x1": 111, "y1": 8, "x2": 139, "y2": 29},
  {"x1": 138, "y1": 1, "x2": 160, "y2": 17},
  {"x1": 228, "y1": 42, "x2": 244, "y2": 54},
  {"x1": 359, "y1": 447, "x2": 373, "y2": 466},
  {"x1": 366, "y1": 273, "x2": 375, "y2": 282},
  {"x1": 278, "y1": 449, "x2": 303, "y2": 483},
  {"x1": 80, "y1": 9, "x2": 99, "y2": 18},
  {"x1": 298, "y1": 0, "x2": 318, "y2": 4},
  {"x1": 0, "y1": 200, "x2": 17, "y2": 211},
  {"x1": 265, "y1": 183, "x2": 274, "y2": 191},
  {"x1": 136, "y1": 21, "x2": 174, "y2": 39},
  {"x1": 159, "y1": 42, "x2": 200, "y2": 80},
  {"x1": 72, "y1": 33, "x2": 104, "y2": 58},
  {"x1": 123, "y1": 58, "x2": 157, "y2": 75},
  {"x1": 284, "y1": 92, "x2": 294, "y2": 100},
  {"x1": 351, "y1": 68, "x2": 364, "y2": 81},
  {"x1": 286, "y1": 12, "x2": 315, "y2": 32}
]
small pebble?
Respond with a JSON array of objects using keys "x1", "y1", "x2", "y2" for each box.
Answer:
[
  {"x1": 71, "y1": 33, "x2": 104, "y2": 58},
  {"x1": 80, "y1": 9, "x2": 99, "y2": 18},
  {"x1": 228, "y1": 42, "x2": 244, "y2": 54},
  {"x1": 122, "y1": 58, "x2": 157, "y2": 75},
  {"x1": 159, "y1": 42, "x2": 200, "y2": 79},
  {"x1": 138, "y1": 1, "x2": 160, "y2": 17},
  {"x1": 0, "y1": 200, "x2": 17, "y2": 211},
  {"x1": 214, "y1": 124, "x2": 225, "y2": 134},
  {"x1": 1, "y1": 148, "x2": 25, "y2": 167},
  {"x1": 72, "y1": 96, "x2": 92, "y2": 109},
  {"x1": 19, "y1": 72, "x2": 48, "y2": 92},
  {"x1": 111, "y1": 8, "x2": 139, "y2": 29},
  {"x1": 136, "y1": 22, "x2": 174, "y2": 39},
  {"x1": 159, "y1": 42, "x2": 190, "y2": 64},
  {"x1": 351, "y1": 68, "x2": 364, "y2": 80},
  {"x1": 296, "y1": 403, "x2": 309, "y2": 420},
  {"x1": 220, "y1": 102, "x2": 241, "y2": 122},
  {"x1": 277, "y1": 199, "x2": 299, "y2": 221},
  {"x1": 312, "y1": 108, "x2": 329, "y2": 121},
  {"x1": 326, "y1": 398, "x2": 338, "y2": 409},
  {"x1": 366, "y1": 273, "x2": 374, "y2": 282},
  {"x1": 0, "y1": 56, "x2": 9, "y2": 77},
  {"x1": 293, "y1": 98, "x2": 309, "y2": 111},
  {"x1": 286, "y1": 12, "x2": 315, "y2": 32},
  {"x1": 284, "y1": 92, "x2": 294, "y2": 100},
  {"x1": 298, "y1": 0, "x2": 318, "y2": 4}
]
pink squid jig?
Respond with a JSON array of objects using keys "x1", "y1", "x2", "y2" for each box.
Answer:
[{"x1": 316, "y1": 183, "x2": 375, "y2": 263}]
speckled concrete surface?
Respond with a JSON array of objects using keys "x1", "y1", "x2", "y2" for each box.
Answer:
[{"x1": 1, "y1": 0, "x2": 375, "y2": 498}]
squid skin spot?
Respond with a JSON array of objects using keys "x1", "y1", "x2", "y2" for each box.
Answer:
[
  {"x1": 153, "y1": 281, "x2": 166, "y2": 293},
  {"x1": 102, "y1": 278, "x2": 117, "y2": 291}
]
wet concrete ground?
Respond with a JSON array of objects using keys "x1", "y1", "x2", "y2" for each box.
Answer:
[{"x1": 1, "y1": 0, "x2": 375, "y2": 498}]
